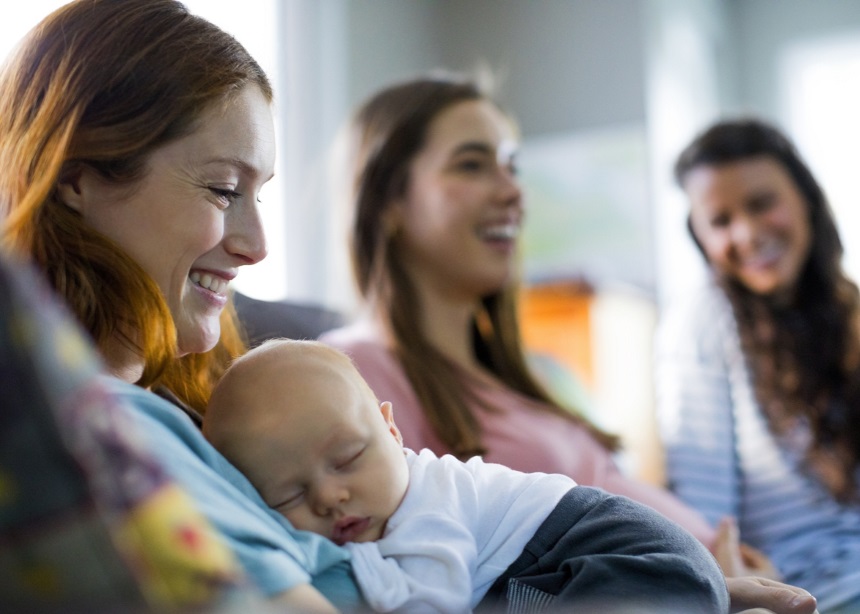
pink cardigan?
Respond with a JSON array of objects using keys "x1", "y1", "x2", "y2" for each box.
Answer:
[{"x1": 320, "y1": 321, "x2": 716, "y2": 548}]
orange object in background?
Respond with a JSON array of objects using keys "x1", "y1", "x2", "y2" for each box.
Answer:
[
  {"x1": 518, "y1": 278, "x2": 595, "y2": 391},
  {"x1": 518, "y1": 278, "x2": 666, "y2": 487}
]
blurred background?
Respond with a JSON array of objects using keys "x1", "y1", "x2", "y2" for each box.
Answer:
[{"x1": 5, "y1": 0, "x2": 860, "y2": 482}]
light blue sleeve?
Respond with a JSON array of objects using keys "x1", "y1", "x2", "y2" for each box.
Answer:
[
  {"x1": 655, "y1": 288, "x2": 739, "y2": 527},
  {"x1": 104, "y1": 377, "x2": 362, "y2": 609}
]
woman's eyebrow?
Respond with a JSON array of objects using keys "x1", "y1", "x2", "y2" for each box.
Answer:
[
  {"x1": 203, "y1": 156, "x2": 274, "y2": 182},
  {"x1": 452, "y1": 141, "x2": 494, "y2": 156},
  {"x1": 452, "y1": 140, "x2": 519, "y2": 165}
]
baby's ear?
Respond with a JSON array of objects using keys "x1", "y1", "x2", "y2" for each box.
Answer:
[{"x1": 379, "y1": 401, "x2": 403, "y2": 447}]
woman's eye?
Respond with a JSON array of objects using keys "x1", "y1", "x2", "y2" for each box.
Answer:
[
  {"x1": 209, "y1": 187, "x2": 241, "y2": 208},
  {"x1": 748, "y1": 193, "x2": 776, "y2": 214},
  {"x1": 456, "y1": 159, "x2": 486, "y2": 173},
  {"x1": 711, "y1": 214, "x2": 730, "y2": 228}
]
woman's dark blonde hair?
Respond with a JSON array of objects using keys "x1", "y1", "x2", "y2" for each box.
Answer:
[
  {"x1": 676, "y1": 117, "x2": 860, "y2": 501},
  {"x1": 0, "y1": 0, "x2": 273, "y2": 412},
  {"x1": 346, "y1": 75, "x2": 619, "y2": 459}
]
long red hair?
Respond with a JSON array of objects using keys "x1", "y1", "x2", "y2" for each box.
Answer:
[{"x1": 0, "y1": 0, "x2": 272, "y2": 411}]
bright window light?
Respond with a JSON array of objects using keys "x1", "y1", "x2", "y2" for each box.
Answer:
[
  {"x1": 0, "y1": 2, "x2": 68, "y2": 61},
  {"x1": 782, "y1": 37, "x2": 860, "y2": 285},
  {"x1": 184, "y1": 0, "x2": 286, "y2": 300},
  {"x1": 1, "y1": 0, "x2": 287, "y2": 301}
]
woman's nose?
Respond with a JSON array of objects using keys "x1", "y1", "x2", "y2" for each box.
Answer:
[
  {"x1": 225, "y1": 201, "x2": 268, "y2": 265},
  {"x1": 730, "y1": 217, "x2": 756, "y2": 249},
  {"x1": 496, "y1": 165, "x2": 522, "y2": 208}
]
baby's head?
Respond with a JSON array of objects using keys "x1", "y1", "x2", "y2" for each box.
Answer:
[{"x1": 203, "y1": 339, "x2": 409, "y2": 545}]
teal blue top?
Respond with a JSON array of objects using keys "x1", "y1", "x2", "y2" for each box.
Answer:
[{"x1": 106, "y1": 376, "x2": 363, "y2": 610}]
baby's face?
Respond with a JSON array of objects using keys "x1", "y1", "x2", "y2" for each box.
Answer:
[{"x1": 235, "y1": 351, "x2": 410, "y2": 545}]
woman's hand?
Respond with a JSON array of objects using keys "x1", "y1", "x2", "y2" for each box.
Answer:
[
  {"x1": 728, "y1": 576, "x2": 818, "y2": 614},
  {"x1": 714, "y1": 517, "x2": 817, "y2": 613},
  {"x1": 714, "y1": 516, "x2": 780, "y2": 579}
]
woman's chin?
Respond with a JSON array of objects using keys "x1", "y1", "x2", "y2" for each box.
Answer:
[
  {"x1": 176, "y1": 323, "x2": 222, "y2": 356},
  {"x1": 738, "y1": 269, "x2": 795, "y2": 298}
]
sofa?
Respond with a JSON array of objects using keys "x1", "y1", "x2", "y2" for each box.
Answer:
[{"x1": 233, "y1": 291, "x2": 345, "y2": 347}]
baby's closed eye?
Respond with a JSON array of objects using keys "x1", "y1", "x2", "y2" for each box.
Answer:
[{"x1": 271, "y1": 488, "x2": 305, "y2": 511}]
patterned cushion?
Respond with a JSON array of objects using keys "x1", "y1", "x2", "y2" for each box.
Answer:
[{"x1": 0, "y1": 252, "x2": 250, "y2": 610}]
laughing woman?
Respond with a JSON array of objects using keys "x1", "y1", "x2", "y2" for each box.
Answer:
[
  {"x1": 0, "y1": 1, "x2": 362, "y2": 610},
  {"x1": 321, "y1": 75, "x2": 817, "y2": 614},
  {"x1": 657, "y1": 117, "x2": 860, "y2": 614}
]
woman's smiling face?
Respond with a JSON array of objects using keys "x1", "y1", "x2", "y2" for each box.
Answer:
[
  {"x1": 685, "y1": 155, "x2": 813, "y2": 298},
  {"x1": 69, "y1": 85, "x2": 276, "y2": 358},
  {"x1": 390, "y1": 99, "x2": 523, "y2": 301}
]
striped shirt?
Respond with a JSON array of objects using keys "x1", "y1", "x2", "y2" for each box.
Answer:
[{"x1": 655, "y1": 283, "x2": 860, "y2": 612}]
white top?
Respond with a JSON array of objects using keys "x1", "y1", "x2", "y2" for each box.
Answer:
[
  {"x1": 345, "y1": 448, "x2": 575, "y2": 613},
  {"x1": 321, "y1": 321, "x2": 716, "y2": 546},
  {"x1": 655, "y1": 282, "x2": 860, "y2": 612}
]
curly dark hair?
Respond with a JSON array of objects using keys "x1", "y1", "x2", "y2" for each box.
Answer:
[{"x1": 676, "y1": 117, "x2": 860, "y2": 501}]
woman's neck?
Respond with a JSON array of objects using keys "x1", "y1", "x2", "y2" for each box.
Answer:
[
  {"x1": 100, "y1": 336, "x2": 146, "y2": 384},
  {"x1": 409, "y1": 282, "x2": 481, "y2": 370},
  {"x1": 423, "y1": 305, "x2": 476, "y2": 368}
]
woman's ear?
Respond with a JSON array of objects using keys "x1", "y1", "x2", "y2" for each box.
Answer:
[
  {"x1": 56, "y1": 164, "x2": 111, "y2": 215},
  {"x1": 56, "y1": 164, "x2": 86, "y2": 212},
  {"x1": 382, "y1": 203, "x2": 402, "y2": 239},
  {"x1": 686, "y1": 214, "x2": 707, "y2": 258}
]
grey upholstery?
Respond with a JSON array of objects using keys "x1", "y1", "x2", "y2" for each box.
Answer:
[{"x1": 233, "y1": 291, "x2": 345, "y2": 346}]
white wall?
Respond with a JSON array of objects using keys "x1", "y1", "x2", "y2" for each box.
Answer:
[
  {"x1": 7, "y1": 1, "x2": 860, "y2": 311},
  {"x1": 732, "y1": 0, "x2": 860, "y2": 287},
  {"x1": 1, "y1": 0, "x2": 290, "y2": 301},
  {"x1": 643, "y1": 0, "x2": 729, "y2": 309}
]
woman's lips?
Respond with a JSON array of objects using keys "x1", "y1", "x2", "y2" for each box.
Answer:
[
  {"x1": 189, "y1": 270, "x2": 231, "y2": 295},
  {"x1": 741, "y1": 240, "x2": 785, "y2": 270},
  {"x1": 332, "y1": 516, "x2": 371, "y2": 545}
]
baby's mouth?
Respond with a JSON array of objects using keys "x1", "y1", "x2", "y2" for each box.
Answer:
[{"x1": 332, "y1": 516, "x2": 371, "y2": 545}]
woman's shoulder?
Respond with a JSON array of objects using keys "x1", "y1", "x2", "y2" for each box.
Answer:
[
  {"x1": 658, "y1": 281, "x2": 733, "y2": 330},
  {"x1": 660, "y1": 281, "x2": 730, "y2": 323},
  {"x1": 320, "y1": 319, "x2": 384, "y2": 351},
  {"x1": 319, "y1": 320, "x2": 399, "y2": 370},
  {"x1": 657, "y1": 282, "x2": 734, "y2": 346},
  {"x1": 103, "y1": 377, "x2": 255, "y2": 479},
  {"x1": 320, "y1": 320, "x2": 409, "y2": 383}
]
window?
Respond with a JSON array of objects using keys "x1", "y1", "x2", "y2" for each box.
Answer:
[
  {"x1": 782, "y1": 37, "x2": 860, "y2": 284},
  {"x1": 1, "y1": 0, "x2": 287, "y2": 300}
]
